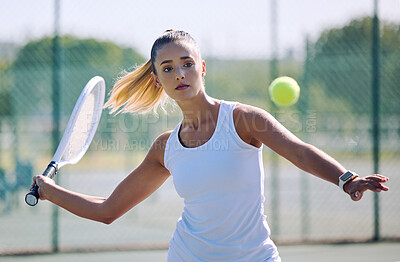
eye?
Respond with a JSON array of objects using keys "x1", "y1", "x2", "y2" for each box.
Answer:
[
  {"x1": 184, "y1": 62, "x2": 193, "y2": 68},
  {"x1": 163, "y1": 66, "x2": 173, "y2": 72}
]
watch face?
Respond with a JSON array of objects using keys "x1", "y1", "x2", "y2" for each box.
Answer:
[{"x1": 341, "y1": 171, "x2": 353, "y2": 181}]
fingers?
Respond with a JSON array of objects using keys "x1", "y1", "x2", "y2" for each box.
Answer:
[
  {"x1": 30, "y1": 175, "x2": 44, "y2": 189},
  {"x1": 366, "y1": 175, "x2": 389, "y2": 191},
  {"x1": 372, "y1": 174, "x2": 389, "y2": 180},
  {"x1": 369, "y1": 174, "x2": 389, "y2": 183},
  {"x1": 31, "y1": 175, "x2": 44, "y2": 200},
  {"x1": 348, "y1": 174, "x2": 389, "y2": 201},
  {"x1": 30, "y1": 176, "x2": 37, "y2": 190},
  {"x1": 29, "y1": 175, "x2": 55, "y2": 200}
]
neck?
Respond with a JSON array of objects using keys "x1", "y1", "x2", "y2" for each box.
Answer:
[{"x1": 177, "y1": 94, "x2": 220, "y2": 129}]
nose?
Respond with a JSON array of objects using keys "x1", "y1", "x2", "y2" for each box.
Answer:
[{"x1": 176, "y1": 68, "x2": 184, "y2": 80}]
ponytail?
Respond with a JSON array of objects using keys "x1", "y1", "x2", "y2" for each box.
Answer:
[{"x1": 104, "y1": 60, "x2": 166, "y2": 114}]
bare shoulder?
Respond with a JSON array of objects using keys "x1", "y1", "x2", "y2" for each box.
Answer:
[
  {"x1": 153, "y1": 130, "x2": 173, "y2": 148},
  {"x1": 233, "y1": 103, "x2": 267, "y2": 119},
  {"x1": 233, "y1": 103, "x2": 270, "y2": 147},
  {"x1": 233, "y1": 102, "x2": 305, "y2": 154},
  {"x1": 234, "y1": 102, "x2": 279, "y2": 129},
  {"x1": 146, "y1": 130, "x2": 173, "y2": 167},
  {"x1": 233, "y1": 102, "x2": 275, "y2": 127}
]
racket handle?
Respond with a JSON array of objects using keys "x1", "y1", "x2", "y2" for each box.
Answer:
[
  {"x1": 25, "y1": 162, "x2": 58, "y2": 206},
  {"x1": 25, "y1": 184, "x2": 40, "y2": 206}
]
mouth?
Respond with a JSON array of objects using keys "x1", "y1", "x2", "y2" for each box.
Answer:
[{"x1": 175, "y1": 84, "x2": 189, "y2": 90}]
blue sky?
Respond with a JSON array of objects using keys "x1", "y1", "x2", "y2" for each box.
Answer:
[{"x1": 1, "y1": 0, "x2": 399, "y2": 59}]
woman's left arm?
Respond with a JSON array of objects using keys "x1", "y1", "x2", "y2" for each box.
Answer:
[{"x1": 234, "y1": 104, "x2": 389, "y2": 201}]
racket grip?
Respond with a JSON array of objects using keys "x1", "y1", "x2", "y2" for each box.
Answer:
[
  {"x1": 25, "y1": 162, "x2": 58, "y2": 206},
  {"x1": 25, "y1": 184, "x2": 40, "y2": 206}
]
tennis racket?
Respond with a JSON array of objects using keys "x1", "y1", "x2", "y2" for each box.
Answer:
[{"x1": 25, "y1": 76, "x2": 106, "y2": 206}]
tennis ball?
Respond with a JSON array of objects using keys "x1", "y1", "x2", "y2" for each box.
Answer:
[{"x1": 268, "y1": 76, "x2": 300, "y2": 106}]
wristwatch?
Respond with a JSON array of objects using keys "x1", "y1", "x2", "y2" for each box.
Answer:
[{"x1": 338, "y1": 171, "x2": 358, "y2": 191}]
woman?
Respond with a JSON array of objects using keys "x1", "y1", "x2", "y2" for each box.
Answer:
[{"x1": 31, "y1": 30, "x2": 389, "y2": 261}]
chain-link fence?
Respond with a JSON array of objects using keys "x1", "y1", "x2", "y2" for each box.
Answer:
[{"x1": 0, "y1": 0, "x2": 399, "y2": 255}]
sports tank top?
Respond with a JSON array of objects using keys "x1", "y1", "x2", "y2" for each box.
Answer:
[{"x1": 164, "y1": 101, "x2": 280, "y2": 262}]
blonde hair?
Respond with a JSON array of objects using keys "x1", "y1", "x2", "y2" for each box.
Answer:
[
  {"x1": 105, "y1": 30, "x2": 199, "y2": 114},
  {"x1": 104, "y1": 60, "x2": 165, "y2": 114}
]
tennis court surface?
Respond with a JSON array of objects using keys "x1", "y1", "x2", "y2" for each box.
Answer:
[{"x1": 2, "y1": 242, "x2": 399, "y2": 262}]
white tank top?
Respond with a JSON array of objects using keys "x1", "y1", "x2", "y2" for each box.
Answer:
[{"x1": 164, "y1": 101, "x2": 280, "y2": 262}]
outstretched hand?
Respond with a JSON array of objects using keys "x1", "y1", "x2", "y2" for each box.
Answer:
[{"x1": 343, "y1": 174, "x2": 389, "y2": 201}]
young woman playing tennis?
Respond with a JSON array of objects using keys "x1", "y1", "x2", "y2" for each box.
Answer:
[{"x1": 31, "y1": 30, "x2": 389, "y2": 261}]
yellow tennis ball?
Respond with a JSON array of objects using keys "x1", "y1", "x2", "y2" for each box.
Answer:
[{"x1": 268, "y1": 76, "x2": 300, "y2": 106}]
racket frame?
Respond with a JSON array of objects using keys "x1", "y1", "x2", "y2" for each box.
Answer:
[{"x1": 25, "y1": 76, "x2": 105, "y2": 206}]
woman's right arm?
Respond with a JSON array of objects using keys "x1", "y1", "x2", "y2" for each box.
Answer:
[{"x1": 32, "y1": 131, "x2": 171, "y2": 224}]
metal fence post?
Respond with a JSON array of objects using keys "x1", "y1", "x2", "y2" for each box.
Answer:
[
  {"x1": 371, "y1": 0, "x2": 380, "y2": 242},
  {"x1": 51, "y1": 0, "x2": 61, "y2": 252},
  {"x1": 300, "y1": 36, "x2": 311, "y2": 240},
  {"x1": 269, "y1": 0, "x2": 280, "y2": 237}
]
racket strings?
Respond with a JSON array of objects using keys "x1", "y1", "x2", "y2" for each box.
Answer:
[{"x1": 63, "y1": 85, "x2": 103, "y2": 161}]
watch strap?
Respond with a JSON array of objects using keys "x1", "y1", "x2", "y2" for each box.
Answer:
[{"x1": 339, "y1": 171, "x2": 358, "y2": 191}]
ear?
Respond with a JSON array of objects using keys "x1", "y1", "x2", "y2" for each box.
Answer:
[
  {"x1": 151, "y1": 72, "x2": 161, "y2": 87},
  {"x1": 201, "y1": 60, "x2": 206, "y2": 77}
]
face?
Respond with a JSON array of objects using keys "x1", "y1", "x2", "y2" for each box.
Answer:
[{"x1": 152, "y1": 41, "x2": 206, "y2": 102}]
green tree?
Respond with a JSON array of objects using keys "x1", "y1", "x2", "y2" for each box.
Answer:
[
  {"x1": 12, "y1": 36, "x2": 144, "y2": 116},
  {"x1": 0, "y1": 61, "x2": 12, "y2": 118},
  {"x1": 11, "y1": 36, "x2": 145, "y2": 155},
  {"x1": 308, "y1": 17, "x2": 400, "y2": 114},
  {"x1": 205, "y1": 58, "x2": 302, "y2": 110}
]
